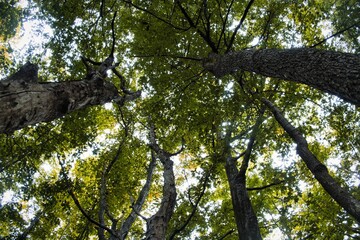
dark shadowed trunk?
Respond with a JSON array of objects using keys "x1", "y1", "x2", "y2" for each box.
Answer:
[
  {"x1": 263, "y1": 98, "x2": 360, "y2": 222},
  {"x1": 222, "y1": 110, "x2": 264, "y2": 240},
  {"x1": 0, "y1": 63, "x2": 124, "y2": 134},
  {"x1": 203, "y1": 48, "x2": 360, "y2": 106},
  {"x1": 225, "y1": 157, "x2": 262, "y2": 240}
]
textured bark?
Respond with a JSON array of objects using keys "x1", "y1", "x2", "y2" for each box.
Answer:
[
  {"x1": 263, "y1": 98, "x2": 360, "y2": 222},
  {"x1": 145, "y1": 125, "x2": 177, "y2": 240},
  {"x1": 144, "y1": 157, "x2": 176, "y2": 240},
  {"x1": 225, "y1": 158, "x2": 262, "y2": 240},
  {"x1": 118, "y1": 152, "x2": 157, "y2": 239},
  {"x1": 203, "y1": 48, "x2": 360, "y2": 106},
  {"x1": 223, "y1": 111, "x2": 264, "y2": 240},
  {"x1": 0, "y1": 63, "x2": 120, "y2": 133}
]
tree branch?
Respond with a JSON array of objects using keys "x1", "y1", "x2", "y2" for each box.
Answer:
[
  {"x1": 218, "y1": 229, "x2": 235, "y2": 240},
  {"x1": 216, "y1": 0, "x2": 235, "y2": 49},
  {"x1": 225, "y1": 0, "x2": 255, "y2": 53},
  {"x1": 124, "y1": 0, "x2": 189, "y2": 31},
  {"x1": 247, "y1": 180, "x2": 285, "y2": 191},
  {"x1": 176, "y1": 0, "x2": 218, "y2": 53},
  {"x1": 68, "y1": 190, "x2": 118, "y2": 237},
  {"x1": 118, "y1": 151, "x2": 157, "y2": 239},
  {"x1": 169, "y1": 169, "x2": 210, "y2": 239},
  {"x1": 238, "y1": 106, "x2": 265, "y2": 177},
  {"x1": 16, "y1": 210, "x2": 43, "y2": 240},
  {"x1": 309, "y1": 21, "x2": 360, "y2": 48}
]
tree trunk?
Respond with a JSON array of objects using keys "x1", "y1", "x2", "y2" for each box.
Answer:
[
  {"x1": 118, "y1": 152, "x2": 157, "y2": 239},
  {"x1": 0, "y1": 63, "x2": 120, "y2": 134},
  {"x1": 225, "y1": 157, "x2": 262, "y2": 240},
  {"x1": 263, "y1": 98, "x2": 360, "y2": 222},
  {"x1": 203, "y1": 48, "x2": 360, "y2": 106},
  {"x1": 144, "y1": 157, "x2": 176, "y2": 240}
]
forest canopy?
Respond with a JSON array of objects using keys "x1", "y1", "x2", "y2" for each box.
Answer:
[{"x1": 0, "y1": 0, "x2": 359, "y2": 239}]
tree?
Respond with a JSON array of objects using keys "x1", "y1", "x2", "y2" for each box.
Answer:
[
  {"x1": 263, "y1": 98, "x2": 360, "y2": 222},
  {"x1": 203, "y1": 48, "x2": 360, "y2": 106},
  {"x1": 1, "y1": 0, "x2": 359, "y2": 239},
  {"x1": 0, "y1": 62, "x2": 122, "y2": 134}
]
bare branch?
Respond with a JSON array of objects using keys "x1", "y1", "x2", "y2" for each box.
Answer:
[
  {"x1": 218, "y1": 229, "x2": 235, "y2": 240},
  {"x1": 217, "y1": 0, "x2": 235, "y2": 49},
  {"x1": 238, "y1": 106, "x2": 265, "y2": 177},
  {"x1": 16, "y1": 210, "x2": 43, "y2": 240},
  {"x1": 110, "y1": 11, "x2": 117, "y2": 57},
  {"x1": 131, "y1": 54, "x2": 202, "y2": 61}
]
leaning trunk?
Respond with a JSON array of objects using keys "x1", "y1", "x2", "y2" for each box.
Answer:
[
  {"x1": 0, "y1": 63, "x2": 119, "y2": 133},
  {"x1": 203, "y1": 48, "x2": 360, "y2": 106},
  {"x1": 263, "y1": 98, "x2": 360, "y2": 222}
]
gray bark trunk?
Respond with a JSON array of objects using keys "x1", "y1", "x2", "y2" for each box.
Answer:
[
  {"x1": 203, "y1": 48, "x2": 360, "y2": 106},
  {"x1": 144, "y1": 157, "x2": 176, "y2": 240},
  {"x1": 225, "y1": 158, "x2": 262, "y2": 240},
  {"x1": 118, "y1": 152, "x2": 157, "y2": 239},
  {"x1": 223, "y1": 110, "x2": 264, "y2": 240},
  {"x1": 0, "y1": 63, "x2": 120, "y2": 133},
  {"x1": 263, "y1": 98, "x2": 360, "y2": 222}
]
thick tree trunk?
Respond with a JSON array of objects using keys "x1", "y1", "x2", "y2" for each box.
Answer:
[
  {"x1": 0, "y1": 63, "x2": 120, "y2": 133},
  {"x1": 263, "y1": 98, "x2": 360, "y2": 222},
  {"x1": 203, "y1": 48, "x2": 360, "y2": 106},
  {"x1": 225, "y1": 157, "x2": 262, "y2": 240}
]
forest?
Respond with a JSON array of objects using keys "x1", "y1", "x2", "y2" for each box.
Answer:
[{"x1": 0, "y1": 0, "x2": 359, "y2": 239}]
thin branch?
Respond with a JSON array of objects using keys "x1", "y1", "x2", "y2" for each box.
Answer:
[
  {"x1": 169, "y1": 170, "x2": 210, "y2": 239},
  {"x1": 230, "y1": 127, "x2": 251, "y2": 142},
  {"x1": 217, "y1": 0, "x2": 235, "y2": 49},
  {"x1": 100, "y1": 0, "x2": 105, "y2": 18},
  {"x1": 124, "y1": 0, "x2": 189, "y2": 31},
  {"x1": 202, "y1": 0, "x2": 211, "y2": 37},
  {"x1": 225, "y1": 0, "x2": 255, "y2": 53},
  {"x1": 247, "y1": 180, "x2": 285, "y2": 191},
  {"x1": 238, "y1": 106, "x2": 265, "y2": 177},
  {"x1": 131, "y1": 54, "x2": 202, "y2": 61},
  {"x1": 218, "y1": 229, "x2": 235, "y2": 240},
  {"x1": 16, "y1": 210, "x2": 43, "y2": 240},
  {"x1": 118, "y1": 151, "x2": 157, "y2": 239},
  {"x1": 110, "y1": 11, "x2": 117, "y2": 57},
  {"x1": 68, "y1": 190, "x2": 118, "y2": 237},
  {"x1": 309, "y1": 21, "x2": 360, "y2": 48},
  {"x1": 176, "y1": 0, "x2": 218, "y2": 53}
]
